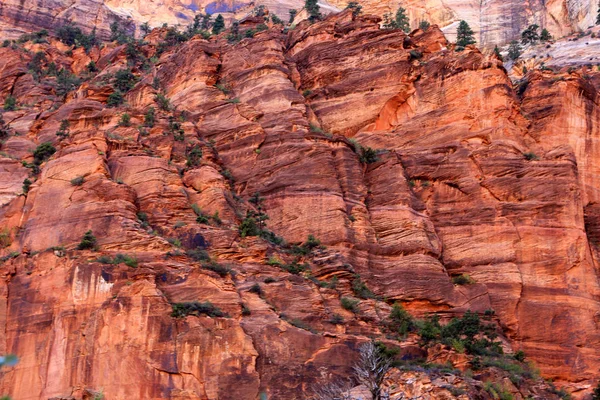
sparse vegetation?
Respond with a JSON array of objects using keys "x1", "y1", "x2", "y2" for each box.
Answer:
[
  {"x1": 56, "y1": 119, "x2": 70, "y2": 139},
  {"x1": 341, "y1": 297, "x2": 360, "y2": 313},
  {"x1": 33, "y1": 143, "x2": 56, "y2": 165},
  {"x1": 118, "y1": 113, "x2": 131, "y2": 127},
  {"x1": 77, "y1": 230, "x2": 98, "y2": 250},
  {"x1": 22, "y1": 178, "x2": 32, "y2": 194},
  {"x1": 452, "y1": 274, "x2": 475, "y2": 285},
  {"x1": 3, "y1": 96, "x2": 16, "y2": 111},
  {"x1": 70, "y1": 176, "x2": 85, "y2": 186},
  {"x1": 171, "y1": 301, "x2": 227, "y2": 318},
  {"x1": 0, "y1": 229, "x2": 11, "y2": 249}
]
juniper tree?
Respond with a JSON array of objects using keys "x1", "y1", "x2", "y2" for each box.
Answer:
[
  {"x1": 521, "y1": 24, "x2": 540, "y2": 44},
  {"x1": 212, "y1": 14, "x2": 225, "y2": 34},
  {"x1": 540, "y1": 28, "x2": 552, "y2": 42}
]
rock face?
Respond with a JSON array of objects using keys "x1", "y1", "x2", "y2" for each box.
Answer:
[
  {"x1": 0, "y1": 8, "x2": 600, "y2": 400},
  {"x1": 0, "y1": 0, "x2": 594, "y2": 46}
]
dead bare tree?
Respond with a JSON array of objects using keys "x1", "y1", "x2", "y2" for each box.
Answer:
[
  {"x1": 310, "y1": 380, "x2": 355, "y2": 400},
  {"x1": 352, "y1": 342, "x2": 393, "y2": 400}
]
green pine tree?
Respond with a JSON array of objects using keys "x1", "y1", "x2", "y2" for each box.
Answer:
[
  {"x1": 212, "y1": 14, "x2": 225, "y2": 35},
  {"x1": 395, "y1": 7, "x2": 410, "y2": 33},
  {"x1": 305, "y1": 0, "x2": 321, "y2": 22},
  {"x1": 456, "y1": 20, "x2": 476, "y2": 48}
]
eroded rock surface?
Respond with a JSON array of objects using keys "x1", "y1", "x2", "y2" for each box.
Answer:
[{"x1": 0, "y1": 9, "x2": 599, "y2": 400}]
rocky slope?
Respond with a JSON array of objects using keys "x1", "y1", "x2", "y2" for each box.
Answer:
[
  {"x1": 0, "y1": 8, "x2": 600, "y2": 400},
  {"x1": 0, "y1": 0, "x2": 595, "y2": 46}
]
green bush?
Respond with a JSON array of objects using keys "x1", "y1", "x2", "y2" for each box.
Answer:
[
  {"x1": 155, "y1": 93, "x2": 171, "y2": 111},
  {"x1": 171, "y1": 301, "x2": 227, "y2": 318},
  {"x1": 144, "y1": 107, "x2": 155, "y2": 128},
  {"x1": 239, "y1": 214, "x2": 260, "y2": 237},
  {"x1": 352, "y1": 277, "x2": 376, "y2": 299},
  {"x1": 118, "y1": 113, "x2": 131, "y2": 127},
  {"x1": 77, "y1": 230, "x2": 97, "y2": 250},
  {"x1": 186, "y1": 145, "x2": 202, "y2": 167},
  {"x1": 70, "y1": 176, "x2": 85, "y2": 186},
  {"x1": 186, "y1": 247, "x2": 210, "y2": 262},
  {"x1": 389, "y1": 303, "x2": 415, "y2": 335},
  {"x1": 56, "y1": 69, "x2": 81, "y2": 97},
  {"x1": 114, "y1": 69, "x2": 137, "y2": 93},
  {"x1": 22, "y1": 179, "x2": 32, "y2": 194},
  {"x1": 359, "y1": 146, "x2": 379, "y2": 164},
  {"x1": 341, "y1": 297, "x2": 360, "y2": 313},
  {"x1": 329, "y1": 313, "x2": 344, "y2": 324},
  {"x1": 33, "y1": 142, "x2": 56, "y2": 165},
  {"x1": 107, "y1": 91, "x2": 124, "y2": 107},
  {"x1": 56, "y1": 119, "x2": 70, "y2": 138},
  {"x1": 3, "y1": 96, "x2": 16, "y2": 111},
  {"x1": 280, "y1": 260, "x2": 308, "y2": 275},
  {"x1": 452, "y1": 274, "x2": 475, "y2": 285},
  {"x1": 203, "y1": 261, "x2": 232, "y2": 277},
  {"x1": 0, "y1": 229, "x2": 11, "y2": 249}
]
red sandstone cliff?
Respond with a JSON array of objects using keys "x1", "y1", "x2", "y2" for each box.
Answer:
[{"x1": 0, "y1": 8, "x2": 599, "y2": 400}]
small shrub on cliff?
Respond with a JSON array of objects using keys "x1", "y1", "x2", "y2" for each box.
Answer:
[
  {"x1": 0, "y1": 114, "x2": 10, "y2": 139},
  {"x1": 452, "y1": 274, "x2": 475, "y2": 285},
  {"x1": 77, "y1": 230, "x2": 98, "y2": 250},
  {"x1": 523, "y1": 152, "x2": 538, "y2": 161},
  {"x1": 114, "y1": 69, "x2": 137, "y2": 93},
  {"x1": 56, "y1": 119, "x2": 70, "y2": 139},
  {"x1": 118, "y1": 113, "x2": 131, "y2": 127},
  {"x1": 341, "y1": 297, "x2": 360, "y2": 313},
  {"x1": 203, "y1": 261, "x2": 232, "y2": 277},
  {"x1": 388, "y1": 303, "x2": 415, "y2": 336},
  {"x1": 70, "y1": 176, "x2": 85, "y2": 186},
  {"x1": 107, "y1": 91, "x2": 124, "y2": 108},
  {"x1": 239, "y1": 213, "x2": 261, "y2": 237},
  {"x1": 155, "y1": 93, "x2": 171, "y2": 111},
  {"x1": 144, "y1": 107, "x2": 156, "y2": 128},
  {"x1": 33, "y1": 142, "x2": 56, "y2": 165},
  {"x1": 352, "y1": 277, "x2": 376, "y2": 299},
  {"x1": 540, "y1": 28, "x2": 552, "y2": 42},
  {"x1": 0, "y1": 229, "x2": 11, "y2": 249},
  {"x1": 186, "y1": 145, "x2": 203, "y2": 167},
  {"x1": 3, "y1": 96, "x2": 16, "y2": 111},
  {"x1": 22, "y1": 179, "x2": 32, "y2": 194},
  {"x1": 419, "y1": 20, "x2": 431, "y2": 31},
  {"x1": 171, "y1": 301, "x2": 227, "y2": 318},
  {"x1": 56, "y1": 69, "x2": 81, "y2": 97}
]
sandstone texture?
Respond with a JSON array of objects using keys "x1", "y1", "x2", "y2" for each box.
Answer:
[
  {"x1": 0, "y1": 8, "x2": 599, "y2": 400},
  {"x1": 0, "y1": 0, "x2": 596, "y2": 46}
]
